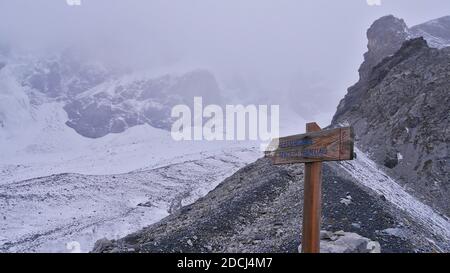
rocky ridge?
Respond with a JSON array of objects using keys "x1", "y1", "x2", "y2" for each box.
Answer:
[{"x1": 332, "y1": 16, "x2": 450, "y2": 216}]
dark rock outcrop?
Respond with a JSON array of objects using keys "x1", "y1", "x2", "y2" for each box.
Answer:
[
  {"x1": 64, "y1": 69, "x2": 222, "y2": 138},
  {"x1": 359, "y1": 15, "x2": 410, "y2": 82},
  {"x1": 334, "y1": 15, "x2": 450, "y2": 120},
  {"x1": 332, "y1": 17, "x2": 450, "y2": 216}
]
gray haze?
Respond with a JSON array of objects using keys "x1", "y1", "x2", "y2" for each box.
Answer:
[{"x1": 0, "y1": 0, "x2": 448, "y2": 127}]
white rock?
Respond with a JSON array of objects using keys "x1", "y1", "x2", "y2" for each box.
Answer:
[
  {"x1": 340, "y1": 196, "x2": 353, "y2": 206},
  {"x1": 299, "y1": 230, "x2": 381, "y2": 253}
]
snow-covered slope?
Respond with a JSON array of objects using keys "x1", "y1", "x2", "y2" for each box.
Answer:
[
  {"x1": 337, "y1": 147, "x2": 450, "y2": 251},
  {"x1": 0, "y1": 96, "x2": 257, "y2": 185},
  {"x1": 0, "y1": 55, "x2": 242, "y2": 184},
  {"x1": 0, "y1": 147, "x2": 260, "y2": 253},
  {"x1": 410, "y1": 16, "x2": 450, "y2": 49}
]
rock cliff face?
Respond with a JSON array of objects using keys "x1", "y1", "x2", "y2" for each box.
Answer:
[
  {"x1": 358, "y1": 15, "x2": 410, "y2": 82},
  {"x1": 335, "y1": 15, "x2": 450, "y2": 120},
  {"x1": 332, "y1": 16, "x2": 450, "y2": 216}
]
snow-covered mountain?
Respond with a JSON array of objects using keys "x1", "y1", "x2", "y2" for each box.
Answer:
[
  {"x1": 409, "y1": 16, "x2": 450, "y2": 49},
  {"x1": 20, "y1": 53, "x2": 111, "y2": 99},
  {"x1": 1, "y1": 14, "x2": 449, "y2": 253},
  {"x1": 356, "y1": 15, "x2": 450, "y2": 83},
  {"x1": 0, "y1": 51, "x2": 223, "y2": 139},
  {"x1": 0, "y1": 51, "x2": 262, "y2": 252},
  {"x1": 0, "y1": 48, "x2": 233, "y2": 178},
  {"x1": 65, "y1": 69, "x2": 222, "y2": 138},
  {"x1": 333, "y1": 16, "x2": 450, "y2": 217},
  {"x1": 91, "y1": 15, "x2": 450, "y2": 254},
  {"x1": 2, "y1": 16, "x2": 448, "y2": 143}
]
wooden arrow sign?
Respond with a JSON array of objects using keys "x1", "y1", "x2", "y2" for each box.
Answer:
[
  {"x1": 265, "y1": 127, "x2": 354, "y2": 164},
  {"x1": 265, "y1": 123, "x2": 355, "y2": 253}
]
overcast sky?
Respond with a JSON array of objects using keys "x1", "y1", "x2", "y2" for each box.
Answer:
[{"x1": 0, "y1": 0, "x2": 448, "y2": 127}]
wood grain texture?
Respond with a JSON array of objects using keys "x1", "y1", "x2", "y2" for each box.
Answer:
[{"x1": 302, "y1": 122, "x2": 322, "y2": 253}]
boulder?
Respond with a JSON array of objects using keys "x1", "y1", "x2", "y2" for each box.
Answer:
[
  {"x1": 299, "y1": 230, "x2": 381, "y2": 253},
  {"x1": 92, "y1": 238, "x2": 114, "y2": 253}
]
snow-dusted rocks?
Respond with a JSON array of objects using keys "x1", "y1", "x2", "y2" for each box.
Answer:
[
  {"x1": 337, "y1": 148, "x2": 450, "y2": 245},
  {"x1": 20, "y1": 53, "x2": 110, "y2": 99},
  {"x1": 410, "y1": 16, "x2": 450, "y2": 49},
  {"x1": 65, "y1": 69, "x2": 223, "y2": 138},
  {"x1": 298, "y1": 231, "x2": 381, "y2": 253}
]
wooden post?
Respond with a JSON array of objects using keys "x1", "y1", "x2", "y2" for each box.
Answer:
[
  {"x1": 264, "y1": 122, "x2": 354, "y2": 253},
  {"x1": 301, "y1": 122, "x2": 322, "y2": 253}
]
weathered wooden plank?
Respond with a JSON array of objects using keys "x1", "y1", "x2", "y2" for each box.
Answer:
[{"x1": 265, "y1": 127, "x2": 354, "y2": 164}]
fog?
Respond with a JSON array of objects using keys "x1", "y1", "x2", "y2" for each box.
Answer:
[{"x1": 0, "y1": 0, "x2": 448, "y2": 127}]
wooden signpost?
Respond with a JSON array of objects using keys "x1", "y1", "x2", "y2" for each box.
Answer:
[{"x1": 265, "y1": 122, "x2": 355, "y2": 253}]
